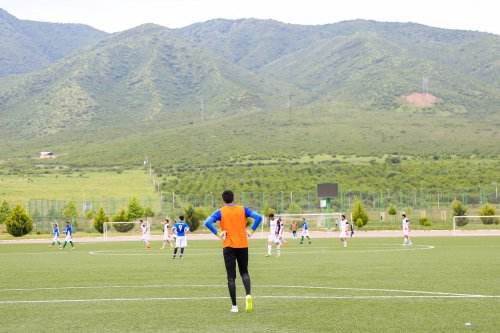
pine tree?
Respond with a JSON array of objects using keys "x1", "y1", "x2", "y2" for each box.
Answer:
[
  {"x1": 0, "y1": 200, "x2": 11, "y2": 224},
  {"x1": 5, "y1": 204, "x2": 33, "y2": 237},
  {"x1": 352, "y1": 198, "x2": 369, "y2": 227}
]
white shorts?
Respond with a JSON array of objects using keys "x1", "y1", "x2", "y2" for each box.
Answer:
[
  {"x1": 141, "y1": 234, "x2": 149, "y2": 242},
  {"x1": 53, "y1": 236, "x2": 59, "y2": 242},
  {"x1": 268, "y1": 234, "x2": 280, "y2": 243},
  {"x1": 301, "y1": 230, "x2": 309, "y2": 237},
  {"x1": 403, "y1": 230, "x2": 409, "y2": 236},
  {"x1": 340, "y1": 231, "x2": 347, "y2": 239},
  {"x1": 163, "y1": 235, "x2": 170, "y2": 241},
  {"x1": 176, "y1": 236, "x2": 187, "y2": 247},
  {"x1": 64, "y1": 235, "x2": 72, "y2": 242}
]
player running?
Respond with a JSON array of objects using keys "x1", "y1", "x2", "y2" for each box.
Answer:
[
  {"x1": 61, "y1": 221, "x2": 74, "y2": 250},
  {"x1": 401, "y1": 213, "x2": 412, "y2": 246},
  {"x1": 172, "y1": 216, "x2": 190, "y2": 259},
  {"x1": 140, "y1": 219, "x2": 151, "y2": 248},
  {"x1": 340, "y1": 214, "x2": 349, "y2": 248},
  {"x1": 299, "y1": 217, "x2": 311, "y2": 244},
  {"x1": 160, "y1": 218, "x2": 174, "y2": 249},
  {"x1": 50, "y1": 223, "x2": 62, "y2": 249}
]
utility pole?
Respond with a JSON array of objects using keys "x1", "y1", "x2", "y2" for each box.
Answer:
[
  {"x1": 200, "y1": 98, "x2": 204, "y2": 123},
  {"x1": 288, "y1": 93, "x2": 294, "y2": 122}
]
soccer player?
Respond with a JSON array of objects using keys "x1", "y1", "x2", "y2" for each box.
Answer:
[
  {"x1": 340, "y1": 214, "x2": 349, "y2": 248},
  {"x1": 50, "y1": 223, "x2": 61, "y2": 248},
  {"x1": 140, "y1": 219, "x2": 151, "y2": 248},
  {"x1": 291, "y1": 220, "x2": 298, "y2": 239},
  {"x1": 172, "y1": 216, "x2": 190, "y2": 259},
  {"x1": 160, "y1": 218, "x2": 174, "y2": 250},
  {"x1": 266, "y1": 214, "x2": 281, "y2": 257},
  {"x1": 299, "y1": 217, "x2": 311, "y2": 244},
  {"x1": 204, "y1": 190, "x2": 262, "y2": 313},
  {"x1": 61, "y1": 222, "x2": 74, "y2": 250},
  {"x1": 401, "y1": 213, "x2": 412, "y2": 246}
]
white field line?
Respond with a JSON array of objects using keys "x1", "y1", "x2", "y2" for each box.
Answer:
[
  {"x1": 87, "y1": 244, "x2": 435, "y2": 256},
  {"x1": 1, "y1": 294, "x2": 499, "y2": 305},
  {"x1": 1, "y1": 284, "x2": 497, "y2": 298}
]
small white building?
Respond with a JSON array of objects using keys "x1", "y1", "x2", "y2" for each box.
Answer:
[{"x1": 40, "y1": 152, "x2": 55, "y2": 159}]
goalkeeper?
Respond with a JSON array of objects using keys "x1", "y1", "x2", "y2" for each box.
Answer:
[{"x1": 204, "y1": 190, "x2": 262, "y2": 313}]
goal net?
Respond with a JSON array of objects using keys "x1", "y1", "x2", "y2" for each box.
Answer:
[
  {"x1": 453, "y1": 215, "x2": 500, "y2": 235},
  {"x1": 103, "y1": 221, "x2": 150, "y2": 240},
  {"x1": 277, "y1": 213, "x2": 343, "y2": 231}
]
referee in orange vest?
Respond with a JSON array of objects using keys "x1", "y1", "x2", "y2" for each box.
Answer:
[{"x1": 204, "y1": 190, "x2": 262, "y2": 313}]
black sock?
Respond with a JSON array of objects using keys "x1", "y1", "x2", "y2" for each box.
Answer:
[
  {"x1": 228, "y1": 278, "x2": 237, "y2": 306},
  {"x1": 241, "y1": 273, "x2": 251, "y2": 295},
  {"x1": 180, "y1": 248, "x2": 185, "y2": 255}
]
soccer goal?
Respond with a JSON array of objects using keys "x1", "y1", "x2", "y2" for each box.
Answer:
[
  {"x1": 277, "y1": 213, "x2": 343, "y2": 231},
  {"x1": 452, "y1": 215, "x2": 500, "y2": 235},
  {"x1": 103, "y1": 221, "x2": 150, "y2": 240}
]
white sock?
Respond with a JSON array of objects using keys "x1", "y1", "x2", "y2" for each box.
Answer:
[
  {"x1": 267, "y1": 245, "x2": 271, "y2": 255},
  {"x1": 276, "y1": 245, "x2": 281, "y2": 255}
]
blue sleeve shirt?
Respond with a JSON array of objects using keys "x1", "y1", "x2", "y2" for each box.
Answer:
[
  {"x1": 173, "y1": 222, "x2": 190, "y2": 236},
  {"x1": 65, "y1": 225, "x2": 72, "y2": 236},
  {"x1": 53, "y1": 227, "x2": 59, "y2": 237},
  {"x1": 204, "y1": 205, "x2": 262, "y2": 235}
]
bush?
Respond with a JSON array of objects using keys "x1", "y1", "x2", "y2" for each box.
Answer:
[
  {"x1": 0, "y1": 200, "x2": 11, "y2": 224},
  {"x1": 5, "y1": 204, "x2": 33, "y2": 237},
  {"x1": 352, "y1": 198, "x2": 369, "y2": 227},
  {"x1": 126, "y1": 197, "x2": 144, "y2": 221},
  {"x1": 451, "y1": 200, "x2": 468, "y2": 226},
  {"x1": 183, "y1": 205, "x2": 207, "y2": 232},
  {"x1": 355, "y1": 218, "x2": 364, "y2": 228},
  {"x1": 93, "y1": 207, "x2": 109, "y2": 233},
  {"x1": 112, "y1": 208, "x2": 134, "y2": 232},
  {"x1": 479, "y1": 203, "x2": 498, "y2": 225},
  {"x1": 419, "y1": 217, "x2": 431, "y2": 227}
]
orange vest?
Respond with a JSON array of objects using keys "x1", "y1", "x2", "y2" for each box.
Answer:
[{"x1": 220, "y1": 205, "x2": 248, "y2": 248}]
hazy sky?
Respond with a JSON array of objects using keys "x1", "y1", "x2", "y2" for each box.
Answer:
[{"x1": 1, "y1": 0, "x2": 499, "y2": 35}]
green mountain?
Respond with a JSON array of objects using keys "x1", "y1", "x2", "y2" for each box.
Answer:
[
  {"x1": 0, "y1": 17, "x2": 499, "y2": 171},
  {"x1": 180, "y1": 19, "x2": 500, "y2": 114},
  {"x1": 0, "y1": 8, "x2": 108, "y2": 77},
  {"x1": 0, "y1": 23, "x2": 291, "y2": 138}
]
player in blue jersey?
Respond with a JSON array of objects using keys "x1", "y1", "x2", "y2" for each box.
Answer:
[
  {"x1": 50, "y1": 223, "x2": 62, "y2": 248},
  {"x1": 172, "y1": 216, "x2": 190, "y2": 259},
  {"x1": 299, "y1": 217, "x2": 311, "y2": 244},
  {"x1": 61, "y1": 222, "x2": 75, "y2": 250}
]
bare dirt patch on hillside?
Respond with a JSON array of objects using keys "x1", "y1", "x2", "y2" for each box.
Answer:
[{"x1": 402, "y1": 92, "x2": 440, "y2": 108}]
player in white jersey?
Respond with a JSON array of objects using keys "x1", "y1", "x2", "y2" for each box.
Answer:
[
  {"x1": 401, "y1": 213, "x2": 412, "y2": 246},
  {"x1": 266, "y1": 214, "x2": 282, "y2": 257},
  {"x1": 160, "y1": 219, "x2": 174, "y2": 249},
  {"x1": 140, "y1": 219, "x2": 151, "y2": 248},
  {"x1": 339, "y1": 215, "x2": 350, "y2": 247}
]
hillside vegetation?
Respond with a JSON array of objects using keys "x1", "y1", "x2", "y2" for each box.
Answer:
[{"x1": 0, "y1": 11, "x2": 499, "y2": 201}]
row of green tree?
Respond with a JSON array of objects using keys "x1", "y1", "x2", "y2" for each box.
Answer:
[{"x1": 0, "y1": 198, "x2": 497, "y2": 237}]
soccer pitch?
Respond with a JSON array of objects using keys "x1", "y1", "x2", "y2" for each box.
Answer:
[{"x1": 1, "y1": 237, "x2": 499, "y2": 332}]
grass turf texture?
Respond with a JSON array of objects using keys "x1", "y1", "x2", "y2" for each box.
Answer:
[{"x1": 0, "y1": 237, "x2": 498, "y2": 332}]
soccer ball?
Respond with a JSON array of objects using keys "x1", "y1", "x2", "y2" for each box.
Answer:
[{"x1": 146, "y1": 243, "x2": 151, "y2": 249}]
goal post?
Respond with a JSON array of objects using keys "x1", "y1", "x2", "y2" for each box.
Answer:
[
  {"x1": 452, "y1": 215, "x2": 500, "y2": 235},
  {"x1": 103, "y1": 221, "x2": 150, "y2": 240},
  {"x1": 276, "y1": 213, "x2": 343, "y2": 231}
]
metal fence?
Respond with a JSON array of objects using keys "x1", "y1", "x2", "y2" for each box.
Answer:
[{"x1": 8, "y1": 186, "x2": 498, "y2": 233}]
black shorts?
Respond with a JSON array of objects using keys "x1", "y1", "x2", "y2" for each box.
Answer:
[{"x1": 223, "y1": 247, "x2": 249, "y2": 279}]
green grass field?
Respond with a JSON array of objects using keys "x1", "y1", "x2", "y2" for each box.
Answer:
[
  {"x1": 0, "y1": 169, "x2": 156, "y2": 204},
  {"x1": 1, "y1": 237, "x2": 499, "y2": 332}
]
